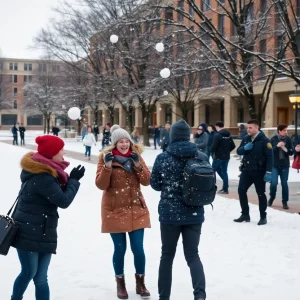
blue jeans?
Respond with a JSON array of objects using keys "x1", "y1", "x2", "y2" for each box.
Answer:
[
  {"x1": 11, "y1": 249, "x2": 52, "y2": 300},
  {"x1": 154, "y1": 137, "x2": 160, "y2": 149},
  {"x1": 85, "y1": 145, "x2": 91, "y2": 157},
  {"x1": 110, "y1": 229, "x2": 145, "y2": 276},
  {"x1": 270, "y1": 167, "x2": 289, "y2": 202},
  {"x1": 158, "y1": 224, "x2": 206, "y2": 300},
  {"x1": 212, "y1": 159, "x2": 229, "y2": 192}
]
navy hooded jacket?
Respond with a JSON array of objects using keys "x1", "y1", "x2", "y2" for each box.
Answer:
[{"x1": 150, "y1": 141, "x2": 205, "y2": 225}]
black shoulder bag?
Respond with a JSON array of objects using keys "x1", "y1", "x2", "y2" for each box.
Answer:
[{"x1": 0, "y1": 181, "x2": 28, "y2": 256}]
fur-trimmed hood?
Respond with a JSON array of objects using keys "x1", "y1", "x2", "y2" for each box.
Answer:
[{"x1": 20, "y1": 152, "x2": 58, "y2": 182}]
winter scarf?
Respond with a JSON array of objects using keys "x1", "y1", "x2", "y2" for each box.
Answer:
[
  {"x1": 32, "y1": 152, "x2": 70, "y2": 185},
  {"x1": 112, "y1": 149, "x2": 133, "y2": 172},
  {"x1": 278, "y1": 134, "x2": 287, "y2": 160}
]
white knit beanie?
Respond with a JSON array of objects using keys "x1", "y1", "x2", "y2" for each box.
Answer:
[{"x1": 110, "y1": 125, "x2": 133, "y2": 145}]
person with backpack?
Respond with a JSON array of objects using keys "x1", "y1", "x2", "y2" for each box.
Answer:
[
  {"x1": 210, "y1": 121, "x2": 236, "y2": 194},
  {"x1": 268, "y1": 124, "x2": 294, "y2": 209},
  {"x1": 234, "y1": 119, "x2": 273, "y2": 226},
  {"x1": 11, "y1": 123, "x2": 18, "y2": 145},
  {"x1": 150, "y1": 119, "x2": 209, "y2": 300}
]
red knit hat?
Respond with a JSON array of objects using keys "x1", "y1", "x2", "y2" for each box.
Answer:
[{"x1": 35, "y1": 135, "x2": 65, "y2": 159}]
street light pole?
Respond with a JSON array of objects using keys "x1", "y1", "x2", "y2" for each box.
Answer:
[{"x1": 62, "y1": 105, "x2": 67, "y2": 138}]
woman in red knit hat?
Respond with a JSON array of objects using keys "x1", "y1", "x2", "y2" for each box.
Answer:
[{"x1": 10, "y1": 135, "x2": 85, "y2": 300}]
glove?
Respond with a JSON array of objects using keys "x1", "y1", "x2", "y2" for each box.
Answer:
[
  {"x1": 104, "y1": 152, "x2": 114, "y2": 163},
  {"x1": 70, "y1": 165, "x2": 85, "y2": 181},
  {"x1": 244, "y1": 142, "x2": 253, "y2": 151},
  {"x1": 264, "y1": 173, "x2": 272, "y2": 183},
  {"x1": 130, "y1": 152, "x2": 140, "y2": 163}
]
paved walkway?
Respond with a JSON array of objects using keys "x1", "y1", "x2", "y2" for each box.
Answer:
[{"x1": 3, "y1": 140, "x2": 300, "y2": 215}]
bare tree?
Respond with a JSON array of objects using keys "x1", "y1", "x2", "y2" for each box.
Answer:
[{"x1": 0, "y1": 53, "x2": 13, "y2": 111}]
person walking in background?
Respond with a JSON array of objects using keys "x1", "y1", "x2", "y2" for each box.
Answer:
[
  {"x1": 150, "y1": 119, "x2": 206, "y2": 300},
  {"x1": 131, "y1": 127, "x2": 140, "y2": 143},
  {"x1": 239, "y1": 124, "x2": 247, "y2": 139},
  {"x1": 10, "y1": 135, "x2": 85, "y2": 300},
  {"x1": 96, "y1": 124, "x2": 151, "y2": 300},
  {"x1": 234, "y1": 119, "x2": 273, "y2": 226},
  {"x1": 19, "y1": 123, "x2": 26, "y2": 146},
  {"x1": 93, "y1": 123, "x2": 99, "y2": 142},
  {"x1": 210, "y1": 121, "x2": 236, "y2": 194},
  {"x1": 81, "y1": 124, "x2": 87, "y2": 140},
  {"x1": 194, "y1": 124, "x2": 209, "y2": 155},
  {"x1": 12, "y1": 123, "x2": 18, "y2": 145},
  {"x1": 83, "y1": 125, "x2": 96, "y2": 160},
  {"x1": 102, "y1": 123, "x2": 111, "y2": 149},
  {"x1": 207, "y1": 124, "x2": 216, "y2": 160},
  {"x1": 153, "y1": 125, "x2": 161, "y2": 149},
  {"x1": 52, "y1": 126, "x2": 60, "y2": 136},
  {"x1": 268, "y1": 124, "x2": 293, "y2": 209},
  {"x1": 160, "y1": 122, "x2": 171, "y2": 152}
]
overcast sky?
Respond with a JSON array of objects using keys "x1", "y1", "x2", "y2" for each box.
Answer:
[{"x1": 0, "y1": 0, "x2": 61, "y2": 59}]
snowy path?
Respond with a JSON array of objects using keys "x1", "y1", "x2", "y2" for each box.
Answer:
[{"x1": 0, "y1": 142, "x2": 299, "y2": 300}]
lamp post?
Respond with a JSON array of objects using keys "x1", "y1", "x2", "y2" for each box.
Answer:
[
  {"x1": 289, "y1": 85, "x2": 300, "y2": 142},
  {"x1": 62, "y1": 105, "x2": 67, "y2": 138}
]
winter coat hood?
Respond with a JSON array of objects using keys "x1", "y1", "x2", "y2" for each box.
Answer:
[
  {"x1": 167, "y1": 141, "x2": 198, "y2": 158},
  {"x1": 20, "y1": 152, "x2": 57, "y2": 182},
  {"x1": 218, "y1": 129, "x2": 231, "y2": 137}
]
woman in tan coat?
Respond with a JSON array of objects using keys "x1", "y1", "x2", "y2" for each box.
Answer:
[{"x1": 95, "y1": 124, "x2": 151, "y2": 300}]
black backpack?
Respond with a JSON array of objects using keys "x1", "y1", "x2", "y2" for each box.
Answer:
[{"x1": 182, "y1": 155, "x2": 217, "y2": 207}]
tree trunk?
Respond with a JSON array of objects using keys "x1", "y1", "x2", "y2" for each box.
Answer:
[
  {"x1": 77, "y1": 120, "x2": 81, "y2": 135},
  {"x1": 94, "y1": 109, "x2": 98, "y2": 125},
  {"x1": 108, "y1": 106, "x2": 114, "y2": 124},
  {"x1": 46, "y1": 117, "x2": 50, "y2": 134},
  {"x1": 141, "y1": 106, "x2": 150, "y2": 146},
  {"x1": 43, "y1": 115, "x2": 46, "y2": 134}
]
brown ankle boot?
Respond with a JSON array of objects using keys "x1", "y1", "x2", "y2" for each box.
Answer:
[
  {"x1": 135, "y1": 274, "x2": 150, "y2": 298},
  {"x1": 116, "y1": 275, "x2": 128, "y2": 299}
]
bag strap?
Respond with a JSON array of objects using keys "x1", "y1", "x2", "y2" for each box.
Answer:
[{"x1": 7, "y1": 181, "x2": 28, "y2": 217}]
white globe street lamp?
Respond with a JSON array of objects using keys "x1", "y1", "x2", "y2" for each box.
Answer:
[
  {"x1": 68, "y1": 107, "x2": 81, "y2": 120},
  {"x1": 155, "y1": 42, "x2": 164, "y2": 52},
  {"x1": 110, "y1": 34, "x2": 119, "y2": 44},
  {"x1": 160, "y1": 68, "x2": 171, "y2": 79}
]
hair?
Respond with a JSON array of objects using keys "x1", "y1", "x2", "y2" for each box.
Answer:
[
  {"x1": 208, "y1": 124, "x2": 216, "y2": 131},
  {"x1": 277, "y1": 124, "x2": 287, "y2": 132},
  {"x1": 215, "y1": 121, "x2": 224, "y2": 128},
  {"x1": 247, "y1": 119, "x2": 259, "y2": 126},
  {"x1": 239, "y1": 124, "x2": 245, "y2": 129}
]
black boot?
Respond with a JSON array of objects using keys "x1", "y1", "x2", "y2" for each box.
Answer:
[
  {"x1": 268, "y1": 197, "x2": 274, "y2": 207},
  {"x1": 282, "y1": 201, "x2": 289, "y2": 210},
  {"x1": 257, "y1": 218, "x2": 267, "y2": 226},
  {"x1": 233, "y1": 215, "x2": 250, "y2": 223}
]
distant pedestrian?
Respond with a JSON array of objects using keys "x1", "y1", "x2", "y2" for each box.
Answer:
[
  {"x1": 207, "y1": 124, "x2": 216, "y2": 160},
  {"x1": 152, "y1": 125, "x2": 161, "y2": 149},
  {"x1": 131, "y1": 127, "x2": 140, "y2": 143},
  {"x1": 194, "y1": 124, "x2": 209, "y2": 155},
  {"x1": 83, "y1": 126, "x2": 96, "y2": 160},
  {"x1": 52, "y1": 126, "x2": 60, "y2": 136},
  {"x1": 19, "y1": 123, "x2": 26, "y2": 146},
  {"x1": 93, "y1": 124, "x2": 99, "y2": 142},
  {"x1": 102, "y1": 123, "x2": 111, "y2": 149},
  {"x1": 11, "y1": 123, "x2": 18, "y2": 145},
  {"x1": 81, "y1": 124, "x2": 87, "y2": 140},
  {"x1": 268, "y1": 124, "x2": 294, "y2": 209},
  {"x1": 160, "y1": 122, "x2": 171, "y2": 152}
]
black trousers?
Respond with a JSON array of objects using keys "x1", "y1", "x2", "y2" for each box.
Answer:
[
  {"x1": 20, "y1": 135, "x2": 25, "y2": 145},
  {"x1": 13, "y1": 135, "x2": 18, "y2": 145},
  {"x1": 238, "y1": 170, "x2": 267, "y2": 218},
  {"x1": 158, "y1": 223, "x2": 206, "y2": 300}
]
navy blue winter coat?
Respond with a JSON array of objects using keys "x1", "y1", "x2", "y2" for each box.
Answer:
[
  {"x1": 12, "y1": 152, "x2": 80, "y2": 254},
  {"x1": 150, "y1": 141, "x2": 205, "y2": 225}
]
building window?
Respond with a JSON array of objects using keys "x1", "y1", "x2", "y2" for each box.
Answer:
[
  {"x1": 218, "y1": 73, "x2": 225, "y2": 85},
  {"x1": 178, "y1": 0, "x2": 184, "y2": 21},
  {"x1": 39, "y1": 64, "x2": 47, "y2": 72},
  {"x1": 0, "y1": 61, "x2": 3, "y2": 70},
  {"x1": 238, "y1": 107, "x2": 244, "y2": 123},
  {"x1": 260, "y1": 39, "x2": 266, "y2": 77},
  {"x1": 261, "y1": 0, "x2": 267, "y2": 13},
  {"x1": 24, "y1": 63, "x2": 32, "y2": 71},
  {"x1": 13, "y1": 88, "x2": 18, "y2": 96},
  {"x1": 14, "y1": 75, "x2": 18, "y2": 83},
  {"x1": 14, "y1": 63, "x2": 18, "y2": 71},
  {"x1": 1, "y1": 114, "x2": 17, "y2": 125},
  {"x1": 27, "y1": 115, "x2": 43, "y2": 126},
  {"x1": 189, "y1": 3, "x2": 194, "y2": 16},
  {"x1": 10, "y1": 75, "x2": 12, "y2": 82},
  {"x1": 231, "y1": 22, "x2": 237, "y2": 36},
  {"x1": 13, "y1": 100, "x2": 17, "y2": 109},
  {"x1": 205, "y1": 105, "x2": 210, "y2": 124},
  {"x1": 9, "y1": 63, "x2": 13, "y2": 70},
  {"x1": 24, "y1": 75, "x2": 27, "y2": 82},
  {"x1": 297, "y1": 0, "x2": 300, "y2": 17},
  {"x1": 52, "y1": 65, "x2": 60, "y2": 72},
  {"x1": 202, "y1": 0, "x2": 211, "y2": 12},
  {"x1": 165, "y1": 7, "x2": 173, "y2": 26},
  {"x1": 218, "y1": 14, "x2": 225, "y2": 35},
  {"x1": 276, "y1": 34, "x2": 286, "y2": 59},
  {"x1": 24, "y1": 75, "x2": 32, "y2": 82}
]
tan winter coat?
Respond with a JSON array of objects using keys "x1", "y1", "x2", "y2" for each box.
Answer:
[{"x1": 95, "y1": 145, "x2": 151, "y2": 233}]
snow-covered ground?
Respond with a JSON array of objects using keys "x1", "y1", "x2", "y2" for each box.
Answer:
[{"x1": 0, "y1": 142, "x2": 299, "y2": 300}]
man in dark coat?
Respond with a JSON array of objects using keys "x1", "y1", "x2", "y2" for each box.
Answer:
[
  {"x1": 19, "y1": 123, "x2": 26, "y2": 145},
  {"x1": 152, "y1": 125, "x2": 161, "y2": 149},
  {"x1": 234, "y1": 119, "x2": 273, "y2": 226},
  {"x1": 150, "y1": 119, "x2": 206, "y2": 300},
  {"x1": 93, "y1": 124, "x2": 99, "y2": 142},
  {"x1": 210, "y1": 121, "x2": 236, "y2": 194},
  {"x1": 268, "y1": 124, "x2": 294, "y2": 209},
  {"x1": 11, "y1": 123, "x2": 18, "y2": 145},
  {"x1": 160, "y1": 122, "x2": 171, "y2": 152},
  {"x1": 102, "y1": 123, "x2": 111, "y2": 149},
  {"x1": 52, "y1": 126, "x2": 60, "y2": 136}
]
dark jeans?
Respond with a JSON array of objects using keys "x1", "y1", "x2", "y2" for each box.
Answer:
[
  {"x1": 110, "y1": 229, "x2": 145, "y2": 276},
  {"x1": 85, "y1": 146, "x2": 91, "y2": 157},
  {"x1": 212, "y1": 159, "x2": 229, "y2": 192},
  {"x1": 20, "y1": 136, "x2": 25, "y2": 145},
  {"x1": 238, "y1": 171, "x2": 267, "y2": 218},
  {"x1": 13, "y1": 135, "x2": 18, "y2": 145},
  {"x1": 158, "y1": 223, "x2": 206, "y2": 300},
  {"x1": 270, "y1": 167, "x2": 289, "y2": 202},
  {"x1": 11, "y1": 249, "x2": 52, "y2": 300},
  {"x1": 154, "y1": 137, "x2": 160, "y2": 149}
]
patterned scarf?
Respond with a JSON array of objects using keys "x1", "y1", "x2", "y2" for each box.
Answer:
[
  {"x1": 112, "y1": 149, "x2": 133, "y2": 172},
  {"x1": 32, "y1": 153, "x2": 70, "y2": 185}
]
